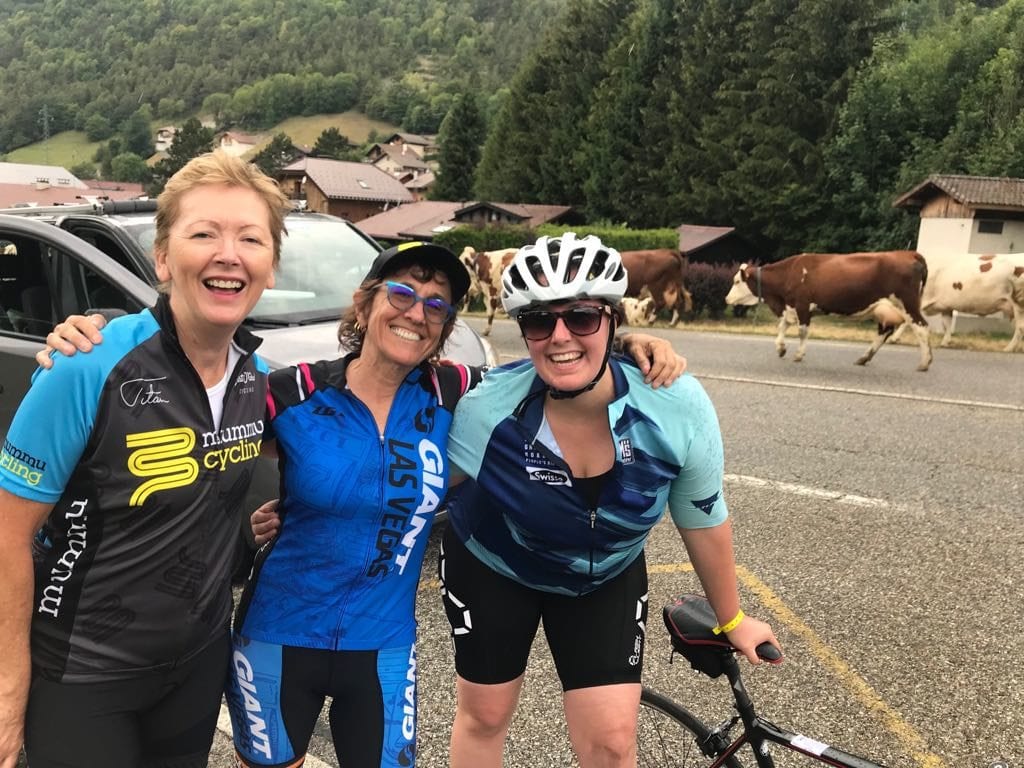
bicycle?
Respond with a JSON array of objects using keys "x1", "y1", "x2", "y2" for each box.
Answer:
[{"x1": 637, "y1": 594, "x2": 887, "y2": 767}]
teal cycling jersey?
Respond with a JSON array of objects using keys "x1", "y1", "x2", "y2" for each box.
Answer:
[{"x1": 445, "y1": 357, "x2": 728, "y2": 596}]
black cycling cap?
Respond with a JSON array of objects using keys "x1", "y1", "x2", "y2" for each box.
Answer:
[{"x1": 365, "y1": 241, "x2": 470, "y2": 305}]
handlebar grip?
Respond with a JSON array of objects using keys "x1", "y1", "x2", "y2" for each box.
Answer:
[{"x1": 756, "y1": 642, "x2": 783, "y2": 663}]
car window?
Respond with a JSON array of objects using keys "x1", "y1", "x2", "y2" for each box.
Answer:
[
  {"x1": 0, "y1": 235, "x2": 57, "y2": 336},
  {"x1": 0, "y1": 235, "x2": 142, "y2": 339},
  {"x1": 251, "y1": 216, "x2": 378, "y2": 323}
]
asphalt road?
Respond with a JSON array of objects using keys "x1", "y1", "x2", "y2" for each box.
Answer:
[
  {"x1": 27, "y1": 320, "x2": 1022, "y2": 768},
  {"x1": 226, "y1": 318, "x2": 1020, "y2": 768}
]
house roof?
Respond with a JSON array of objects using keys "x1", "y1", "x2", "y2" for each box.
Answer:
[
  {"x1": 0, "y1": 182, "x2": 141, "y2": 208},
  {"x1": 357, "y1": 201, "x2": 463, "y2": 240},
  {"x1": 218, "y1": 130, "x2": 261, "y2": 145},
  {"x1": 355, "y1": 200, "x2": 572, "y2": 241},
  {"x1": 404, "y1": 170, "x2": 435, "y2": 190},
  {"x1": 85, "y1": 180, "x2": 146, "y2": 196},
  {"x1": 282, "y1": 157, "x2": 413, "y2": 204},
  {"x1": 676, "y1": 224, "x2": 736, "y2": 254},
  {"x1": 454, "y1": 201, "x2": 572, "y2": 226},
  {"x1": 383, "y1": 132, "x2": 432, "y2": 146},
  {"x1": 0, "y1": 162, "x2": 88, "y2": 188},
  {"x1": 371, "y1": 143, "x2": 430, "y2": 171},
  {"x1": 893, "y1": 174, "x2": 1024, "y2": 211}
]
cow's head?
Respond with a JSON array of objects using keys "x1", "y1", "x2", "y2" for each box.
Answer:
[
  {"x1": 621, "y1": 296, "x2": 656, "y2": 326},
  {"x1": 725, "y1": 263, "x2": 758, "y2": 306}
]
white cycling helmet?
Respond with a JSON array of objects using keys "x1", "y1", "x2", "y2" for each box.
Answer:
[{"x1": 500, "y1": 232, "x2": 628, "y2": 317}]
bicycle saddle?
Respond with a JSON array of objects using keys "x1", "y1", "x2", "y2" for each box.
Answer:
[{"x1": 663, "y1": 594, "x2": 782, "y2": 678}]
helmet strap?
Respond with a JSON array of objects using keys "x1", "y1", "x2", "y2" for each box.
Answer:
[{"x1": 548, "y1": 316, "x2": 617, "y2": 400}]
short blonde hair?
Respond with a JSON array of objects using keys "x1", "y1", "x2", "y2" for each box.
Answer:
[{"x1": 154, "y1": 150, "x2": 292, "y2": 267}]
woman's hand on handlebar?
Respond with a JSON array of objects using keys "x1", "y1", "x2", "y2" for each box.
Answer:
[
  {"x1": 727, "y1": 616, "x2": 782, "y2": 665},
  {"x1": 252, "y1": 499, "x2": 282, "y2": 546}
]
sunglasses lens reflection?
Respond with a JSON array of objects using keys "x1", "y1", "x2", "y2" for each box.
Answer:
[{"x1": 519, "y1": 308, "x2": 605, "y2": 340}]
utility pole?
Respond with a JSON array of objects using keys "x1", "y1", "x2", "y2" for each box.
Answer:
[{"x1": 38, "y1": 104, "x2": 52, "y2": 164}]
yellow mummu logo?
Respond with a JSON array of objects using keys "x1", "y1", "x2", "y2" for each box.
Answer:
[{"x1": 126, "y1": 428, "x2": 199, "y2": 506}]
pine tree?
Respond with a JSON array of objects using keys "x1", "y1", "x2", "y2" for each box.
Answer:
[
  {"x1": 583, "y1": 0, "x2": 688, "y2": 226},
  {"x1": 121, "y1": 106, "x2": 155, "y2": 158},
  {"x1": 432, "y1": 93, "x2": 486, "y2": 201},
  {"x1": 312, "y1": 127, "x2": 353, "y2": 160},
  {"x1": 252, "y1": 133, "x2": 299, "y2": 177},
  {"x1": 475, "y1": 0, "x2": 639, "y2": 205}
]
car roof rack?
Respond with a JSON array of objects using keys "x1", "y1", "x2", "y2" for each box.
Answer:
[
  {"x1": 101, "y1": 199, "x2": 157, "y2": 214},
  {"x1": 0, "y1": 202, "x2": 104, "y2": 216},
  {"x1": 0, "y1": 199, "x2": 158, "y2": 218}
]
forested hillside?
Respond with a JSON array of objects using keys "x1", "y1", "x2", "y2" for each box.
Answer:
[
  {"x1": 475, "y1": 0, "x2": 1019, "y2": 256},
  {"x1": 0, "y1": 0, "x2": 562, "y2": 150},
  {"x1": 3, "y1": 0, "x2": 1021, "y2": 258}
]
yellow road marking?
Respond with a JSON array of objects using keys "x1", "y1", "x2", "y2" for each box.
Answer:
[
  {"x1": 422, "y1": 560, "x2": 945, "y2": 767},
  {"x1": 733, "y1": 564, "x2": 947, "y2": 768}
]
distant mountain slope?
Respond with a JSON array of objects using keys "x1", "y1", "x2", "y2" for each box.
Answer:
[
  {"x1": 0, "y1": 0, "x2": 564, "y2": 152},
  {"x1": 4, "y1": 111, "x2": 401, "y2": 169}
]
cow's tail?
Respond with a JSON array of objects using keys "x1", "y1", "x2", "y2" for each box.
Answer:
[
  {"x1": 914, "y1": 251, "x2": 928, "y2": 291},
  {"x1": 673, "y1": 250, "x2": 694, "y2": 314}
]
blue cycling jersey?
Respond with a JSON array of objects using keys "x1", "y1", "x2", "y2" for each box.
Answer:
[
  {"x1": 445, "y1": 357, "x2": 728, "y2": 596},
  {"x1": 235, "y1": 356, "x2": 480, "y2": 650}
]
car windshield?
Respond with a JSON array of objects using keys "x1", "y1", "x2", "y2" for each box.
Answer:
[{"x1": 124, "y1": 214, "x2": 380, "y2": 325}]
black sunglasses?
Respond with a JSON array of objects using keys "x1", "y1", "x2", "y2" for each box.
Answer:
[
  {"x1": 516, "y1": 305, "x2": 611, "y2": 341},
  {"x1": 380, "y1": 281, "x2": 454, "y2": 324}
]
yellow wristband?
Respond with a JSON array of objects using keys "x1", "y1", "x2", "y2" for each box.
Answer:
[{"x1": 712, "y1": 609, "x2": 745, "y2": 635}]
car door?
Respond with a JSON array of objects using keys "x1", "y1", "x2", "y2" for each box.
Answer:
[{"x1": 0, "y1": 215, "x2": 157, "y2": 439}]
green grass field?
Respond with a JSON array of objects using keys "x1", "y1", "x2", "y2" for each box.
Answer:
[
  {"x1": 2, "y1": 111, "x2": 400, "y2": 169},
  {"x1": 4, "y1": 132, "x2": 101, "y2": 168}
]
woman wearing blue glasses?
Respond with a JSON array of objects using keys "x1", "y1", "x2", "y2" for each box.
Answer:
[{"x1": 439, "y1": 233, "x2": 781, "y2": 768}]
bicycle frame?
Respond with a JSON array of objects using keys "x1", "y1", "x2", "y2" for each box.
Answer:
[{"x1": 702, "y1": 654, "x2": 886, "y2": 768}]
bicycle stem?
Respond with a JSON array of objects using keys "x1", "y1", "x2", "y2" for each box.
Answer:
[{"x1": 722, "y1": 654, "x2": 777, "y2": 768}]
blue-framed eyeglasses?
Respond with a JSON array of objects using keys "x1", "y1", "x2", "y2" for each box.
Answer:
[{"x1": 380, "y1": 281, "x2": 454, "y2": 324}]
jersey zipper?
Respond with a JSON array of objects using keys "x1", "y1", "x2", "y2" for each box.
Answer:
[
  {"x1": 330, "y1": 386, "x2": 394, "y2": 649},
  {"x1": 588, "y1": 507, "x2": 597, "y2": 588}
]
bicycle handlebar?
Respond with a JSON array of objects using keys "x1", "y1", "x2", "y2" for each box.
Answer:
[{"x1": 756, "y1": 641, "x2": 782, "y2": 663}]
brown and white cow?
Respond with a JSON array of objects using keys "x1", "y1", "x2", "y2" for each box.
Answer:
[
  {"x1": 621, "y1": 287, "x2": 657, "y2": 326},
  {"x1": 891, "y1": 253, "x2": 1024, "y2": 351},
  {"x1": 459, "y1": 246, "x2": 518, "y2": 335},
  {"x1": 725, "y1": 251, "x2": 933, "y2": 371},
  {"x1": 619, "y1": 249, "x2": 692, "y2": 326}
]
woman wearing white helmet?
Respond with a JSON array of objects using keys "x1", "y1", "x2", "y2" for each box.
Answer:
[{"x1": 440, "y1": 233, "x2": 780, "y2": 768}]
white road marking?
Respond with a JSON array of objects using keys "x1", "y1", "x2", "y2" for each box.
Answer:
[
  {"x1": 497, "y1": 358, "x2": 1021, "y2": 411},
  {"x1": 218, "y1": 704, "x2": 332, "y2": 768},
  {"x1": 698, "y1": 373, "x2": 1024, "y2": 412},
  {"x1": 724, "y1": 473, "x2": 903, "y2": 512}
]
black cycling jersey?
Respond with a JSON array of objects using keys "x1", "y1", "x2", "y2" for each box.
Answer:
[{"x1": 0, "y1": 295, "x2": 269, "y2": 682}]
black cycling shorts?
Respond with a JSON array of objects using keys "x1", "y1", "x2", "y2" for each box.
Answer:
[
  {"x1": 439, "y1": 526, "x2": 649, "y2": 691},
  {"x1": 24, "y1": 631, "x2": 230, "y2": 768}
]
